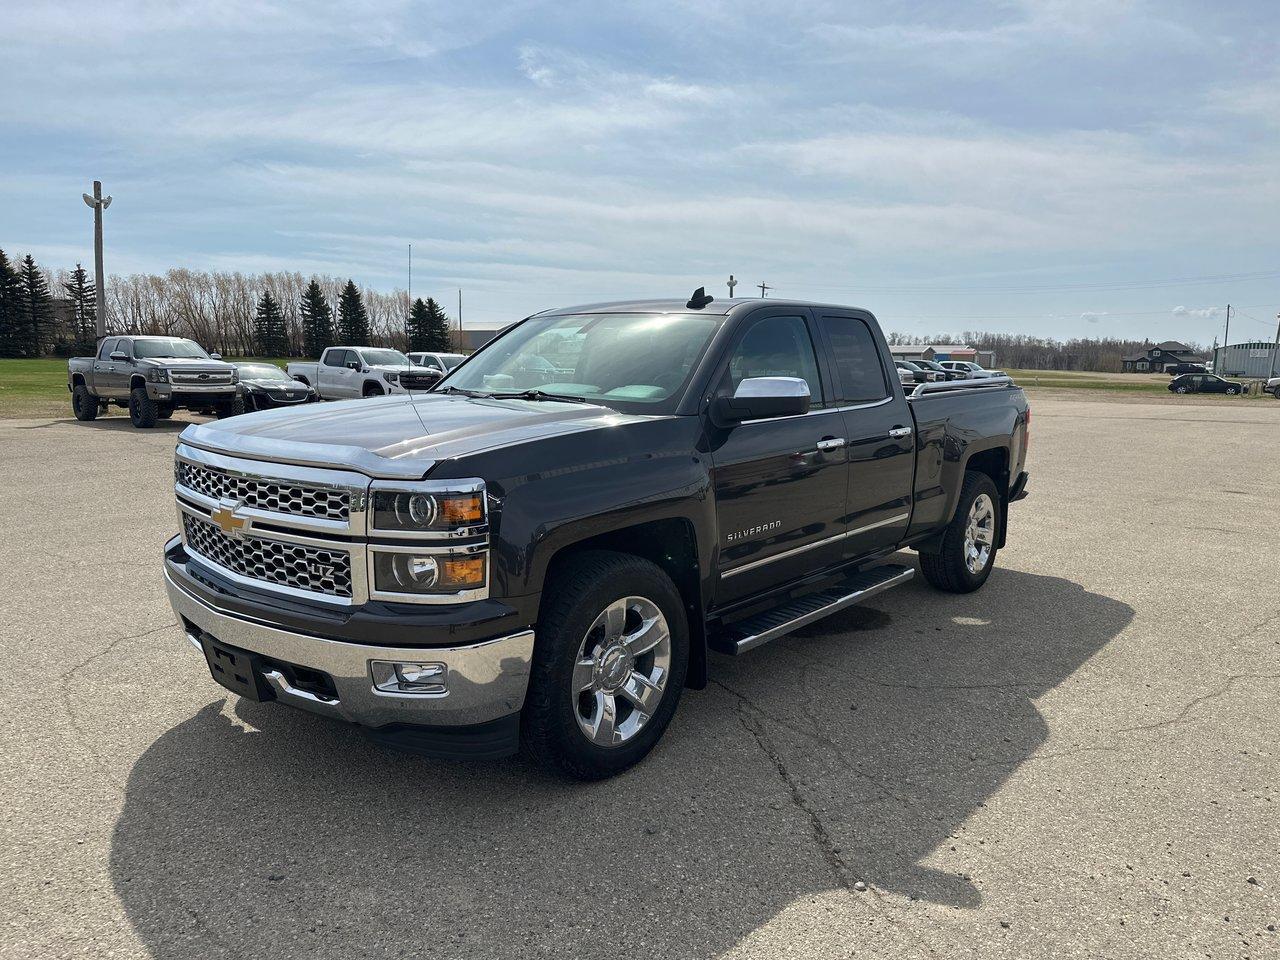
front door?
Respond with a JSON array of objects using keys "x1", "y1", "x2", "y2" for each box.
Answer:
[
  {"x1": 319, "y1": 350, "x2": 349, "y2": 397},
  {"x1": 816, "y1": 312, "x2": 916, "y2": 559},
  {"x1": 708, "y1": 310, "x2": 850, "y2": 605}
]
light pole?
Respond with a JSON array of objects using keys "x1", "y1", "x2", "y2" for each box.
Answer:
[{"x1": 81, "y1": 181, "x2": 112, "y2": 338}]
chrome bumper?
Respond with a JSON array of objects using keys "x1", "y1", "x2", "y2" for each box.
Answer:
[
  {"x1": 165, "y1": 569, "x2": 534, "y2": 728},
  {"x1": 151, "y1": 382, "x2": 237, "y2": 396}
]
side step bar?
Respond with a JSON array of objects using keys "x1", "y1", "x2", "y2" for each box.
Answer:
[{"x1": 715, "y1": 564, "x2": 915, "y2": 655}]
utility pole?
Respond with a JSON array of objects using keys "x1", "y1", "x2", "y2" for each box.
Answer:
[
  {"x1": 406, "y1": 243, "x2": 412, "y2": 349},
  {"x1": 727, "y1": 274, "x2": 737, "y2": 298},
  {"x1": 757, "y1": 282, "x2": 771, "y2": 298},
  {"x1": 458, "y1": 288, "x2": 463, "y2": 350},
  {"x1": 1223, "y1": 303, "x2": 1231, "y2": 361},
  {"x1": 81, "y1": 181, "x2": 112, "y2": 338}
]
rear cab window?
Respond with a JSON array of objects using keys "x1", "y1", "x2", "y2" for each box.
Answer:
[{"x1": 821, "y1": 316, "x2": 890, "y2": 403}]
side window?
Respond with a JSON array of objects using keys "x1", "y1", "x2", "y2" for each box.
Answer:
[
  {"x1": 323, "y1": 350, "x2": 346, "y2": 367},
  {"x1": 726, "y1": 316, "x2": 822, "y2": 405},
  {"x1": 98, "y1": 338, "x2": 117, "y2": 360},
  {"x1": 824, "y1": 316, "x2": 889, "y2": 403}
]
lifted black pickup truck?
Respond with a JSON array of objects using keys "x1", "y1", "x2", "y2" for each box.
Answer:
[{"x1": 163, "y1": 293, "x2": 1029, "y2": 779}]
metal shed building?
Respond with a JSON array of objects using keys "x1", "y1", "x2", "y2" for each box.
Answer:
[{"x1": 1212, "y1": 341, "x2": 1279, "y2": 379}]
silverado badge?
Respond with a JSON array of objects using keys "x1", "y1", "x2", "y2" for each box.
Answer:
[{"x1": 211, "y1": 499, "x2": 249, "y2": 539}]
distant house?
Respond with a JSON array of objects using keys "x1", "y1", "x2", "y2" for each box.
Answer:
[{"x1": 1121, "y1": 341, "x2": 1206, "y2": 373}]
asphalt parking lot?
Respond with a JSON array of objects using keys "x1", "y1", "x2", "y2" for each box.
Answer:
[{"x1": 2, "y1": 396, "x2": 1277, "y2": 960}]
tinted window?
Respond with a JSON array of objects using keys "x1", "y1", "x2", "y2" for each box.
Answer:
[
  {"x1": 726, "y1": 316, "x2": 822, "y2": 403},
  {"x1": 98, "y1": 338, "x2": 117, "y2": 360},
  {"x1": 323, "y1": 350, "x2": 347, "y2": 367},
  {"x1": 133, "y1": 338, "x2": 209, "y2": 359},
  {"x1": 825, "y1": 317, "x2": 888, "y2": 402}
]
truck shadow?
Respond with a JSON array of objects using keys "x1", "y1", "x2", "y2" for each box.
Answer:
[
  {"x1": 16, "y1": 416, "x2": 199, "y2": 432},
  {"x1": 109, "y1": 566, "x2": 1131, "y2": 958}
]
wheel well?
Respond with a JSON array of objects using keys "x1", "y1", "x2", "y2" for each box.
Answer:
[
  {"x1": 543, "y1": 518, "x2": 707, "y2": 689},
  {"x1": 965, "y1": 447, "x2": 1010, "y2": 547},
  {"x1": 130, "y1": 374, "x2": 147, "y2": 391},
  {"x1": 71, "y1": 373, "x2": 85, "y2": 388},
  {"x1": 363, "y1": 381, "x2": 383, "y2": 395}
]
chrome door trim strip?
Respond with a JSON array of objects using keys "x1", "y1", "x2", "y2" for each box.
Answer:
[{"x1": 720, "y1": 512, "x2": 912, "y2": 579}]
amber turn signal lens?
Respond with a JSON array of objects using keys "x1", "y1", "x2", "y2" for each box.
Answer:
[
  {"x1": 439, "y1": 494, "x2": 484, "y2": 526},
  {"x1": 440, "y1": 555, "x2": 486, "y2": 589}
]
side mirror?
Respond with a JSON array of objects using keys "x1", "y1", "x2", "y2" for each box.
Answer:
[
  {"x1": 712, "y1": 376, "x2": 811, "y2": 425},
  {"x1": 426, "y1": 366, "x2": 443, "y2": 376},
  {"x1": 209, "y1": 352, "x2": 222, "y2": 360},
  {"x1": 346, "y1": 360, "x2": 361, "y2": 370},
  {"x1": 110, "y1": 351, "x2": 128, "y2": 362}
]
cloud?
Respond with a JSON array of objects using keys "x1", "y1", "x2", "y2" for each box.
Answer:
[{"x1": 1172, "y1": 305, "x2": 1225, "y2": 321}]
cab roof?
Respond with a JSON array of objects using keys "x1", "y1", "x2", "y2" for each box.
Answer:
[{"x1": 535, "y1": 297, "x2": 874, "y2": 318}]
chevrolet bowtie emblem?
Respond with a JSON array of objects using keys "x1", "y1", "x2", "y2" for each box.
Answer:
[{"x1": 211, "y1": 501, "x2": 248, "y2": 538}]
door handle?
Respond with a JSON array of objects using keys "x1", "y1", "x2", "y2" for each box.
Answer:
[
  {"x1": 816, "y1": 437, "x2": 846, "y2": 451},
  {"x1": 887, "y1": 426, "x2": 913, "y2": 439}
]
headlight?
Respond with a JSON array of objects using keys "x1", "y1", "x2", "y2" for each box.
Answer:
[
  {"x1": 148, "y1": 368, "x2": 169, "y2": 383},
  {"x1": 371, "y1": 487, "x2": 486, "y2": 533},
  {"x1": 230, "y1": 369, "x2": 239, "y2": 384},
  {"x1": 371, "y1": 550, "x2": 487, "y2": 597},
  {"x1": 383, "y1": 372, "x2": 400, "y2": 384}
]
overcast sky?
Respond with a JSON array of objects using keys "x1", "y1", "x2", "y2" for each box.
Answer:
[{"x1": 3, "y1": 1, "x2": 1278, "y2": 342}]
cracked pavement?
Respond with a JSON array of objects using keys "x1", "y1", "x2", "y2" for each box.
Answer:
[{"x1": 1, "y1": 397, "x2": 1278, "y2": 959}]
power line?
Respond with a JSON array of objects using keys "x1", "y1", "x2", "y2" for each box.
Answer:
[{"x1": 795, "y1": 268, "x2": 1280, "y2": 296}]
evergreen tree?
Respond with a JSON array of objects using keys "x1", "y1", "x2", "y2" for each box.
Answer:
[
  {"x1": 299, "y1": 279, "x2": 335, "y2": 357},
  {"x1": 422, "y1": 297, "x2": 454, "y2": 351},
  {"x1": 62, "y1": 263, "x2": 97, "y2": 350},
  {"x1": 407, "y1": 297, "x2": 430, "y2": 351},
  {"x1": 337, "y1": 279, "x2": 370, "y2": 344},
  {"x1": 15, "y1": 255, "x2": 54, "y2": 357},
  {"x1": 0, "y1": 249, "x2": 19, "y2": 358},
  {"x1": 253, "y1": 291, "x2": 288, "y2": 357}
]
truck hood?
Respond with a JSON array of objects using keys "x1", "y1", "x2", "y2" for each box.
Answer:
[
  {"x1": 141, "y1": 357, "x2": 236, "y2": 373},
  {"x1": 178, "y1": 393, "x2": 654, "y2": 479},
  {"x1": 366, "y1": 363, "x2": 438, "y2": 376}
]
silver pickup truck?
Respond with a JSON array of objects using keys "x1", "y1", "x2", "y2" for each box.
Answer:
[
  {"x1": 287, "y1": 346, "x2": 444, "y2": 399},
  {"x1": 67, "y1": 335, "x2": 241, "y2": 427}
]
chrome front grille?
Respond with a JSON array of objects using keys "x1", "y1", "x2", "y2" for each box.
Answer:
[
  {"x1": 176, "y1": 460, "x2": 350, "y2": 522},
  {"x1": 182, "y1": 513, "x2": 353, "y2": 599}
]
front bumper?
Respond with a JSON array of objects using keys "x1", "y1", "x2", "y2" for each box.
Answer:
[
  {"x1": 165, "y1": 562, "x2": 535, "y2": 751},
  {"x1": 149, "y1": 382, "x2": 237, "y2": 402}
]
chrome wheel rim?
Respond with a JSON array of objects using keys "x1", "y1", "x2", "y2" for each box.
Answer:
[
  {"x1": 572, "y1": 596, "x2": 671, "y2": 748},
  {"x1": 964, "y1": 494, "x2": 995, "y2": 575}
]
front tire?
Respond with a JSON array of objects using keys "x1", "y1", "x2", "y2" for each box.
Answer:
[
  {"x1": 128, "y1": 387, "x2": 158, "y2": 428},
  {"x1": 215, "y1": 395, "x2": 246, "y2": 418},
  {"x1": 918, "y1": 471, "x2": 1001, "y2": 594},
  {"x1": 1174, "y1": 385, "x2": 1189, "y2": 394},
  {"x1": 72, "y1": 385, "x2": 99, "y2": 421},
  {"x1": 363, "y1": 382, "x2": 384, "y2": 398},
  {"x1": 523, "y1": 551, "x2": 689, "y2": 780}
]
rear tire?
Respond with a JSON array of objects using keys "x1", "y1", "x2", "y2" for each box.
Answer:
[
  {"x1": 523, "y1": 551, "x2": 689, "y2": 780},
  {"x1": 128, "y1": 387, "x2": 158, "y2": 428},
  {"x1": 72, "y1": 385, "x2": 99, "y2": 421},
  {"x1": 918, "y1": 471, "x2": 1001, "y2": 594}
]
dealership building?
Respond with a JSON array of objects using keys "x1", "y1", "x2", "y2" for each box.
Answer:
[
  {"x1": 1212, "y1": 341, "x2": 1279, "y2": 378},
  {"x1": 889, "y1": 344, "x2": 998, "y2": 367}
]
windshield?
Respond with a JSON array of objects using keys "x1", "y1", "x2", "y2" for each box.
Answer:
[
  {"x1": 439, "y1": 354, "x2": 465, "y2": 369},
  {"x1": 437, "y1": 312, "x2": 723, "y2": 411},
  {"x1": 133, "y1": 338, "x2": 210, "y2": 359},
  {"x1": 236, "y1": 364, "x2": 291, "y2": 381},
  {"x1": 359, "y1": 349, "x2": 410, "y2": 366}
]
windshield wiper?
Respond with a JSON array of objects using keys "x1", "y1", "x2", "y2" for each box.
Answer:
[
  {"x1": 436, "y1": 386, "x2": 492, "y2": 398},
  {"x1": 486, "y1": 389, "x2": 589, "y2": 404}
]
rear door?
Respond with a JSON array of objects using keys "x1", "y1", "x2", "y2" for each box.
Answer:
[
  {"x1": 816, "y1": 312, "x2": 915, "y2": 559},
  {"x1": 319, "y1": 350, "x2": 348, "y2": 397},
  {"x1": 708, "y1": 308, "x2": 851, "y2": 605}
]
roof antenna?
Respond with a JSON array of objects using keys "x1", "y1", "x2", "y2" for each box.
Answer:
[{"x1": 686, "y1": 286, "x2": 715, "y2": 309}]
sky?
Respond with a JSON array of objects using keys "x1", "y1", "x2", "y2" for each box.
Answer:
[{"x1": 2, "y1": 0, "x2": 1278, "y2": 343}]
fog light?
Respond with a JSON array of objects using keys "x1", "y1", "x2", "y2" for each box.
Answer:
[{"x1": 371, "y1": 660, "x2": 448, "y2": 695}]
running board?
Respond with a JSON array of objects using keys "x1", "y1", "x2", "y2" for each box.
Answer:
[{"x1": 715, "y1": 564, "x2": 914, "y2": 655}]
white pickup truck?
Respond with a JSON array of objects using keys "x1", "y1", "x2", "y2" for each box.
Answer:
[{"x1": 287, "y1": 346, "x2": 444, "y2": 399}]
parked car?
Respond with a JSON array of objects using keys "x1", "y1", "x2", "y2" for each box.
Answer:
[
  {"x1": 164, "y1": 292, "x2": 1030, "y2": 779},
  {"x1": 408, "y1": 352, "x2": 466, "y2": 375},
  {"x1": 1267, "y1": 376, "x2": 1280, "y2": 399},
  {"x1": 67, "y1": 335, "x2": 240, "y2": 427},
  {"x1": 915, "y1": 358, "x2": 968, "y2": 381},
  {"x1": 287, "y1": 347, "x2": 444, "y2": 399},
  {"x1": 1164, "y1": 362, "x2": 1207, "y2": 375},
  {"x1": 1168, "y1": 373, "x2": 1243, "y2": 395},
  {"x1": 233, "y1": 362, "x2": 317, "y2": 411},
  {"x1": 940, "y1": 360, "x2": 1005, "y2": 379},
  {"x1": 895, "y1": 359, "x2": 941, "y2": 384}
]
